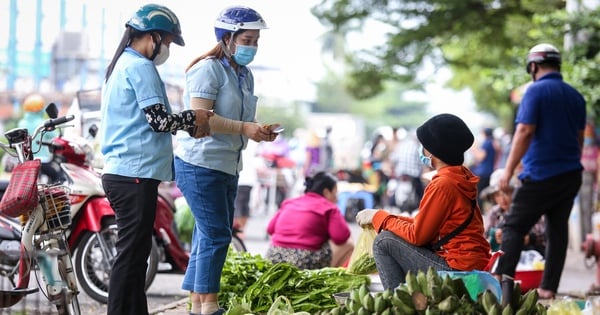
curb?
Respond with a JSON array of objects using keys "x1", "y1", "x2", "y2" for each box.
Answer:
[{"x1": 150, "y1": 297, "x2": 189, "y2": 315}]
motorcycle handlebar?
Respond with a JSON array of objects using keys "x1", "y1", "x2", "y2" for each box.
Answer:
[{"x1": 32, "y1": 115, "x2": 75, "y2": 140}]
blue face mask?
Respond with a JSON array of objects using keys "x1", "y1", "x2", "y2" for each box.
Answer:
[
  {"x1": 232, "y1": 44, "x2": 257, "y2": 66},
  {"x1": 419, "y1": 145, "x2": 433, "y2": 168}
]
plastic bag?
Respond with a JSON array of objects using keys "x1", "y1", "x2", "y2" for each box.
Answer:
[
  {"x1": 517, "y1": 249, "x2": 544, "y2": 271},
  {"x1": 547, "y1": 298, "x2": 583, "y2": 315},
  {"x1": 346, "y1": 226, "x2": 378, "y2": 274},
  {"x1": 438, "y1": 270, "x2": 502, "y2": 302}
]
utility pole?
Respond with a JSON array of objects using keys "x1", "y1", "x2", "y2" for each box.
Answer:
[
  {"x1": 8, "y1": 0, "x2": 18, "y2": 96},
  {"x1": 34, "y1": 0, "x2": 43, "y2": 90},
  {"x1": 565, "y1": 0, "x2": 600, "y2": 50}
]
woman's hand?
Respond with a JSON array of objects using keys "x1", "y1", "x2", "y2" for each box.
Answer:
[
  {"x1": 192, "y1": 109, "x2": 214, "y2": 138},
  {"x1": 243, "y1": 122, "x2": 278, "y2": 142},
  {"x1": 356, "y1": 209, "x2": 379, "y2": 227}
]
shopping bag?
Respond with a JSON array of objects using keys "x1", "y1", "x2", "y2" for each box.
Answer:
[
  {"x1": 346, "y1": 225, "x2": 378, "y2": 274},
  {"x1": 0, "y1": 159, "x2": 41, "y2": 217}
]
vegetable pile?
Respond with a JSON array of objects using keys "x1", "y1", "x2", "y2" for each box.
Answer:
[{"x1": 220, "y1": 250, "x2": 370, "y2": 314}]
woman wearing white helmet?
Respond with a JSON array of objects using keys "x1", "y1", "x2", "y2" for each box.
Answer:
[
  {"x1": 99, "y1": 4, "x2": 213, "y2": 315},
  {"x1": 173, "y1": 6, "x2": 278, "y2": 315}
]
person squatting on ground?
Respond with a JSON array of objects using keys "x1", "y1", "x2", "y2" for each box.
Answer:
[
  {"x1": 481, "y1": 168, "x2": 546, "y2": 255},
  {"x1": 355, "y1": 113, "x2": 491, "y2": 290},
  {"x1": 493, "y1": 43, "x2": 586, "y2": 300},
  {"x1": 99, "y1": 4, "x2": 213, "y2": 315},
  {"x1": 266, "y1": 171, "x2": 354, "y2": 269},
  {"x1": 173, "y1": 6, "x2": 277, "y2": 315}
]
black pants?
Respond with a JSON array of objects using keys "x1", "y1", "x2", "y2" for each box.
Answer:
[
  {"x1": 102, "y1": 174, "x2": 159, "y2": 315},
  {"x1": 494, "y1": 170, "x2": 582, "y2": 293}
]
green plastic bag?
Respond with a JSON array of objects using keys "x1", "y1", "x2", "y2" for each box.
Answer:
[
  {"x1": 174, "y1": 197, "x2": 194, "y2": 244},
  {"x1": 438, "y1": 270, "x2": 502, "y2": 302}
]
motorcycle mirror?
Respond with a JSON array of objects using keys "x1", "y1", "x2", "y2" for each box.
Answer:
[
  {"x1": 88, "y1": 124, "x2": 98, "y2": 138},
  {"x1": 45, "y1": 103, "x2": 58, "y2": 119}
]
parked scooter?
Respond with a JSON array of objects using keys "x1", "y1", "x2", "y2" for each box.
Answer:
[
  {"x1": 48, "y1": 126, "x2": 190, "y2": 303},
  {"x1": 0, "y1": 103, "x2": 80, "y2": 314}
]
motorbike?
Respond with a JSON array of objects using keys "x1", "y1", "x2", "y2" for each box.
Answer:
[
  {"x1": 32, "y1": 123, "x2": 245, "y2": 303},
  {"x1": 46, "y1": 125, "x2": 220, "y2": 303},
  {"x1": 0, "y1": 103, "x2": 81, "y2": 314}
]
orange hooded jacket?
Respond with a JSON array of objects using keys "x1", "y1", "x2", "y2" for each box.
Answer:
[{"x1": 372, "y1": 165, "x2": 491, "y2": 271}]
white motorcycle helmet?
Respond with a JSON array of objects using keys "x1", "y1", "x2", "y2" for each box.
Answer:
[
  {"x1": 526, "y1": 43, "x2": 561, "y2": 74},
  {"x1": 213, "y1": 6, "x2": 268, "y2": 42}
]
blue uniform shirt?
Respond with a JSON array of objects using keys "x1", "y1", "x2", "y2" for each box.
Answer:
[
  {"x1": 516, "y1": 72, "x2": 586, "y2": 181},
  {"x1": 175, "y1": 57, "x2": 257, "y2": 176},
  {"x1": 100, "y1": 47, "x2": 175, "y2": 181}
]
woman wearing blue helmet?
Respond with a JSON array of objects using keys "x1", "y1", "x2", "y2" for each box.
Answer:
[
  {"x1": 174, "y1": 5, "x2": 277, "y2": 315},
  {"x1": 100, "y1": 4, "x2": 213, "y2": 315}
]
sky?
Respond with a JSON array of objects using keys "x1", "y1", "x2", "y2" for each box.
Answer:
[{"x1": 1, "y1": 0, "x2": 483, "y2": 127}]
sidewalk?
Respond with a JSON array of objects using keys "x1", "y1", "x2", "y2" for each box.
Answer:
[{"x1": 151, "y1": 215, "x2": 599, "y2": 314}]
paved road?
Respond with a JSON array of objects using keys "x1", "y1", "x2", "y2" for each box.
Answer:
[{"x1": 8, "y1": 211, "x2": 598, "y2": 314}]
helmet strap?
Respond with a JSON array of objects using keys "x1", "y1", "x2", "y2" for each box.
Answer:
[
  {"x1": 530, "y1": 63, "x2": 538, "y2": 82},
  {"x1": 150, "y1": 33, "x2": 162, "y2": 60},
  {"x1": 219, "y1": 40, "x2": 232, "y2": 60},
  {"x1": 220, "y1": 33, "x2": 235, "y2": 59}
]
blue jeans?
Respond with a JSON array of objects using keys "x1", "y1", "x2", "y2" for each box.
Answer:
[
  {"x1": 373, "y1": 231, "x2": 453, "y2": 290},
  {"x1": 174, "y1": 157, "x2": 237, "y2": 293}
]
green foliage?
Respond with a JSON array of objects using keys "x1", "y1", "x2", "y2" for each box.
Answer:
[
  {"x1": 315, "y1": 68, "x2": 428, "y2": 131},
  {"x1": 312, "y1": 0, "x2": 600, "y2": 126},
  {"x1": 255, "y1": 98, "x2": 308, "y2": 138}
]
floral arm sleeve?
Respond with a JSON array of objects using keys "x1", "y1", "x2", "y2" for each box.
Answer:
[{"x1": 143, "y1": 104, "x2": 196, "y2": 135}]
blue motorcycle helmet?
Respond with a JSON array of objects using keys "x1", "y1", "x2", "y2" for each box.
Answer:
[
  {"x1": 127, "y1": 3, "x2": 185, "y2": 46},
  {"x1": 214, "y1": 6, "x2": 268, "y2": 42}
]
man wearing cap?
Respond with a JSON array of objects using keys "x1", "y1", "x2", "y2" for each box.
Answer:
[
  {"x1": 493, "y1": 43, "x2": 585, "y2": 299},
  {"x1": 356, "y1": 113, "x2": 491, "y2": 290}
]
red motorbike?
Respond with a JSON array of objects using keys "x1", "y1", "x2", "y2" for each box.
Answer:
[
  {"x1": 0, "y1": 103, "x2": 81, "y2": 314},
  {"x1": 46, "y1": 126, "x2": 189, "y2": 303}
]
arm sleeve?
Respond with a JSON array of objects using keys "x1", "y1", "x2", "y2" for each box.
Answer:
[
  {"x1": 143, "y1": 104, "x2": 196, "y2": 134},
  {"x1": 209, "y1": 114, "x2": 245, "y2": 134},
  {"x1": 189, "y1": 95, "x2": 246, "y2": 134}
]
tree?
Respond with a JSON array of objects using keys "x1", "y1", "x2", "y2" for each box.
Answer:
[{"x1": 312, "y1": 0, "x2": 600, "y2": 124}]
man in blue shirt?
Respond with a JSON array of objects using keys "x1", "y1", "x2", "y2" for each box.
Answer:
[{"x1": 493, "y1": 43, "x2": 586, "y2": 300}]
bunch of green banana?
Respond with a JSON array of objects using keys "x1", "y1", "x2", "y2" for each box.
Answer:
[
  {"x1": 319, "y1": 267, "x2": 548, "y2": 314},
  {"x1": 479, "y1": 287, "x2": 547, "y2": 315}
]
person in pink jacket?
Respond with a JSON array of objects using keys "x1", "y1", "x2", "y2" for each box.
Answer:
[{"x1": 266, "y1": 171, "x2": 354, "y2": 269}]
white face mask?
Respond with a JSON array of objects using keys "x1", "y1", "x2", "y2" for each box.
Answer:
[{"x1": 153, "y1": 43, "x2": 170, "y2": 66}]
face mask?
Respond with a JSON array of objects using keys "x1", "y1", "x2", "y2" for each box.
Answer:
[
  {"x1": 232, "y1": 44, "x2": 257, "y2": 66},
  {"x1": 419, "y1": 145, "x2": 433, "y2": 168},
  {"x1": 153, "y1": 43, "x2": 170, "y2": 66}
]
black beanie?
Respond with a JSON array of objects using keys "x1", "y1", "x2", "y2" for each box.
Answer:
[{"x1": 416, "y1": 113, "x2": 474, "y2": 166}]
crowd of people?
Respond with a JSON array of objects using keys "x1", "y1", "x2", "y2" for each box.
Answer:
[{"x1": 33, "y1": 1, "x2": 590, "y2": 313}]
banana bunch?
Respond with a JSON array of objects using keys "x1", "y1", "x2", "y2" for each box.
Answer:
[
  {"x1": 317, "y1": 267, "x2": 548, "y2": 314},
  {"x1": 478, "y1": 286, "x2": 547, "y2": 315}
]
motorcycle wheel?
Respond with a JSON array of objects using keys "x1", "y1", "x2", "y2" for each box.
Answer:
[
  {"x1": 74, "y1": 220, "x2": 160, "y2": 304},
  {"x1": 74, "y1": 222, "x2": 118, "y2": 304},
  {"x1": 230, "y1": 233, "x2": 247, "y2": 252},
  {"x1": 145, "y1": 237, "x2": 159, "y2": 291}
]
